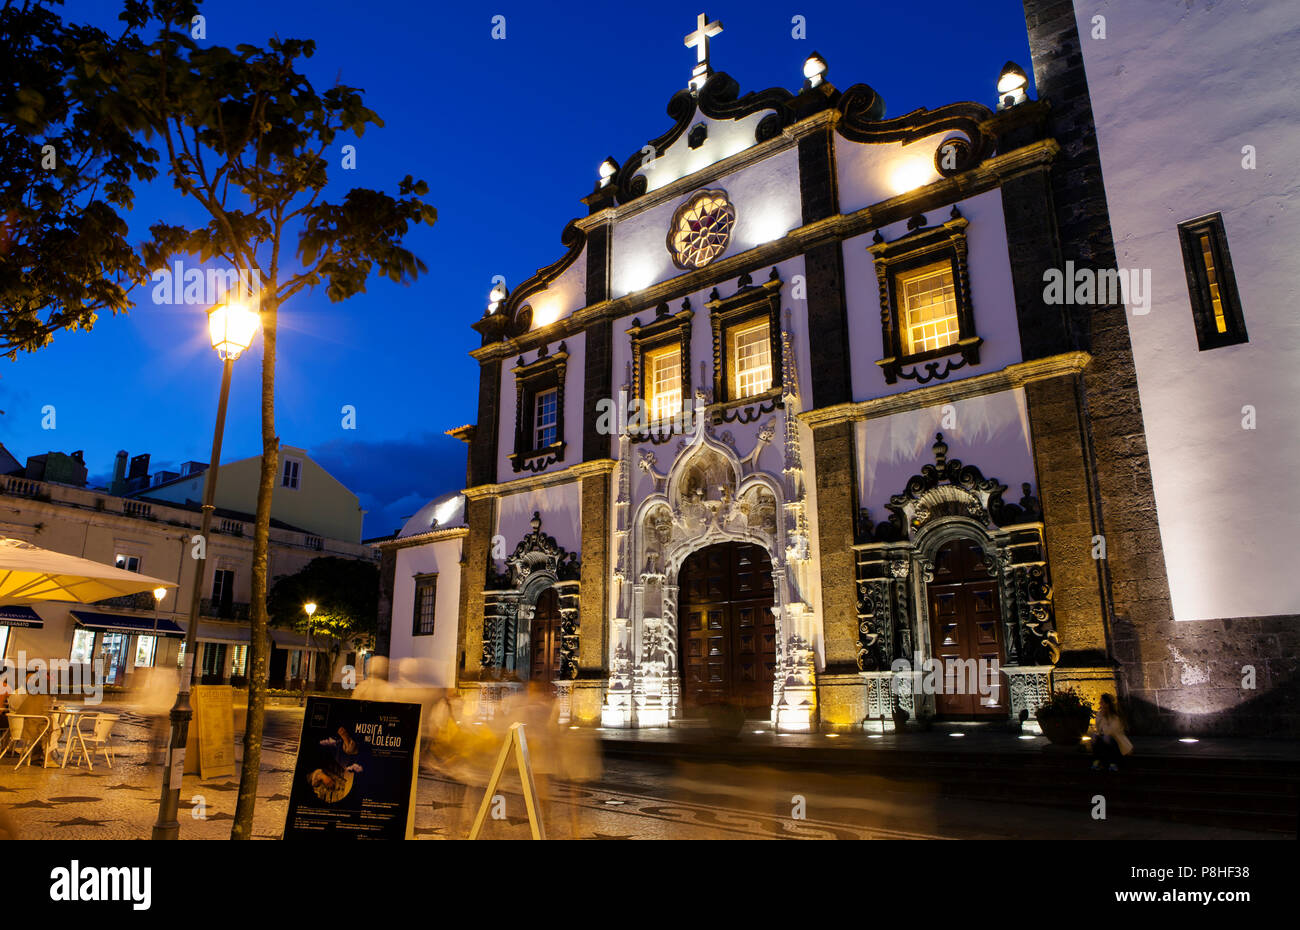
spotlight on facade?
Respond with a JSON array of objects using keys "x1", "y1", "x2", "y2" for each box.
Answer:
[
  {"x1": 1179, "y1": 737, "x2": 1200, "y2": 744},
  {"x1": 997, "y1": 60, "x2": 1028, "y2": 110},
  {"x1": 487, "y1": 280, "x2": 508, "y2": 316},
  {"x1": 802, "y1": 52, "x2": 828, "y2": 89},
  {"x1": 948, "y1": 732, "x2": 965, "y2": 738},
  {"x1": 598, "y1": 157, "x2": 618, "y2": 188}
]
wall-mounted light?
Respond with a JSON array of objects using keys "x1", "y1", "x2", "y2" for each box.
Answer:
[
  {"x1": 802, "y1": 52, "x2": 828, "y2": 89},
  {"x1": 997, "y1": 61, "x2": 1028, "y2": 110},
  {"x1": 487, "y1": 280, "x2": 508, "y2": 316},
  {"x1": 598, "y1": 157, "x2": 618, "y2": 188}
]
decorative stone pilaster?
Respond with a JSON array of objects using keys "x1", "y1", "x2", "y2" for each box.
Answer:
[{"x1": 1004, "y1": 665, "x2": 1054, "y2": 733}]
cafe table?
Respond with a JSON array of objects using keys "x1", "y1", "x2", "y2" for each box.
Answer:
[{"x1": 48, "y1": 704, "x2": 93, "y2": 769}]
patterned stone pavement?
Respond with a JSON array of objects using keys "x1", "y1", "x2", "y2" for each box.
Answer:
[{"x1": 0, "y1": 710, "x2": 1282, "y2": 840}]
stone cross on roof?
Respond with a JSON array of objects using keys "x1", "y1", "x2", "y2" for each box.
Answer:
[{"x1": 684, "y1": 12, "x2": 723, "y2": 91}]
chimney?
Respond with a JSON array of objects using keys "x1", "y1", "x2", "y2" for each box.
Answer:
[
  {"x1": 126, "y1": 453, "x2": 151, "y2": 494},
  {"x1": 111, "y1": 450, "x2": 128, "y2": 495}
]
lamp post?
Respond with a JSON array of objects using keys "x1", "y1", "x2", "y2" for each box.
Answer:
[
  {"x1": 301, "y1": 602, "x2": 317, "y2": 706},
  {"x1": 151, "y1": 587, "x2": 167, "y2": 667},
  {"x1": 152, "y1": 299, "x2": 260, "y2": 841}
]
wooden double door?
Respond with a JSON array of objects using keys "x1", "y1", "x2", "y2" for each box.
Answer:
[
  {"x1": 926, "y1": 537, "x2": 1007, "y2": 716},
  {"x1": 528, "y1": 587, "x2": 563, "y2": 682},
  {"x1": 678, "y1": 543, "x2": 777, "y2": 717}
]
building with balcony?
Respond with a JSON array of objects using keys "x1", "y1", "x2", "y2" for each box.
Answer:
[{"x1": 0, "y1": 447, "x2": 378, "y2": 690}]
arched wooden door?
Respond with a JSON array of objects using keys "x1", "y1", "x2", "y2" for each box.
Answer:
[
  {"x1": 926, "y1": 537, "x2": 1006, "y2": 716},
  {"x1": 528, "y1": 587, "x2": 563, "y2": 683},
  {"x1": 677, "y1": 543, "x2": 776, "y2": 717}
]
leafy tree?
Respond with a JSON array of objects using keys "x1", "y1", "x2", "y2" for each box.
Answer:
[
  {"x1": 96, "y1": 0, "x2": 436, "y2": 838},
  {"x1": 267, "y1": 556, "x2": 379, "y2": 689},
  {"x1": 0, "y1": 0, "x2": 156, "y2": 358}
]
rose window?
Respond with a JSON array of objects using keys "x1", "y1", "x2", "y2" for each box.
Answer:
[{"x1": 668, "y1": 190, "x2": 735, "y2": 270}]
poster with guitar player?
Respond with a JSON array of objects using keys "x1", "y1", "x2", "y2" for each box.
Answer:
[{"x1": 283, "y1": 697, "x2": 422, "y2": 840}]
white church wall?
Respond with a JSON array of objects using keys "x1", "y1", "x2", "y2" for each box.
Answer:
[
  {"x1": 835, "y1": 130, "x2": 969, "y2": 216},
  {"x1": 494, "y1": 332, "x2": 586, "y2": 484},
  {"x1": 496, "y1": 481, "x2": 582, "y2": 556},
  {"x1": 854, "y1": 389, "x2": 1037, "y2": 524},
  {"x1": 610, "y1": 146, "x2": 802, "y2": 298},
  {"x1": 640, "y1": 108, "x2": 769, "y2": 196},
  {"x1": 843, "y1": 189, "x2": 1022, "y2": 402},
  {"x1": 389, "y1": 536, "x2": 463, "y2": 688},
  {"x1": 1076, "y1": 0, "x2": 1300, "y2": 621},
  {"x1": 527, "y1": 243, "x2": 587, "y2": 330}
]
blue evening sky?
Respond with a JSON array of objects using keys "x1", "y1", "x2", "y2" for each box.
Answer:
[{"x1": 0, "y1": 0, "x2": 1033, "y2": 537}]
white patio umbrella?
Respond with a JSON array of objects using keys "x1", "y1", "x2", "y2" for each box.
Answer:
[{"x1": 0, "y1": 537, "x2": 176, "y2": 605}]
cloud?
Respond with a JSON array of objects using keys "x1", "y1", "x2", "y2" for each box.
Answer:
[{"x1": 311, "y1": 432, "x2": 465, "y2": 539}]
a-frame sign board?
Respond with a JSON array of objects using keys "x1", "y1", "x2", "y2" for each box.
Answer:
[{"x1": 468, "y1": 722, "x2": 546, "y2": 840}]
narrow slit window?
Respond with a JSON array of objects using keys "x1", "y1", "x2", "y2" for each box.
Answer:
[{"x1": 1178, "y1": 213, "x2": 1246, "y2": 350}]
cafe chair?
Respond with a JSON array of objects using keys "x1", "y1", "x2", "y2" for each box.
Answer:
[
  {"x1": 2, "y1": 713, "x2": 51, "y2": 769},
  {"x1": 79, "y1": 713, "x2": 120, "y2": 769}
]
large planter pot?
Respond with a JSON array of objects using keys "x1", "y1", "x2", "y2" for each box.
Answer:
[
  {"x1": 703, "y1": 704, "x2": 745, "y2": 740},
  {"x1": 1037, "y1": 710, "x2": 1092, "y2": 746}
]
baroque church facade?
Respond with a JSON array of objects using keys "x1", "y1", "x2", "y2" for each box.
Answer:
[{"x1": 376, "y1": 7, "x2": 1297, "y2": 738}]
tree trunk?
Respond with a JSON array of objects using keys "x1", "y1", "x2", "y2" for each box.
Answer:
[{"x1": 232, "y1": 298, "x2": 279, "y2": 840}]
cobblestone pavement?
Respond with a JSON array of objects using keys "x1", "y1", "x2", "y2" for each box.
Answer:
[{"x1": 0, "y1": 709, "x2": 1282, "y2": 840}]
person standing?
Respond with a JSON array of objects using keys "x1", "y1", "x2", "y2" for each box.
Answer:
[{"x1": 1091, "y1": 692, "x2": 1132, "y2": 772}]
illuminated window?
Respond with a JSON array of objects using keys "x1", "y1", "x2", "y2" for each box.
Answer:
[
  {"x1": 534, "y1": 388, "x2": 558, "y2": 448},
  {"x1": 115, "y1": 554, "x2": 140, "y2": 573},
  {"x1": 729, "y1": 320, "x2": 772, "y2": 399},
  {"x1": 134, "y1": 635, "x2": 156, "y2": 667},
  {"x1": 230, "y1": 644, "x2": 248, "y2": 676},
  {"x1": 1178, "y1": 213, "x2": 1246, "y2": 350},
  {"x1": 70, "y1": 629, "x2": 96, "y2": 664},
  {"x1": 669, "y1": 189, "x2": 735, "y2": 270},
  {"x1": 898, "y1": 261, "x2": 961, "y2": 355},
  {"x1": 868, "y1": 213, "x2": 981, "y2": 385},
  {"x1": 646, "y1": 345, "x2": 682, "y2": 421}
]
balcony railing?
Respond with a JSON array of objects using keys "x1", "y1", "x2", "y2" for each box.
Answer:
[
  {"x1": 200, "y1": 598, "x2": 250, "y2": 621},
  {"x1": 1, "y1": 476, "x2": 43, "y2": 498},
  {"x1": 123, "y1": 500, "x2": 153, "y2": 518}
]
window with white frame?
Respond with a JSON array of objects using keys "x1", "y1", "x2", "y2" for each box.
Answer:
[
  {"x1": 898, "y1": 261, "x2": 961, "y2": 355},
  {"x1": 533, "y1": 388, "x2": 559, "y2": 448},
  {"x1": 281, "y1": 457, "x2": 302, "y2": 490},
  {"x1": 70, "y1": 629, "x2": 96, "y2": 664},
  {"x1": 0, "y1": 625, "x2": 9, "y2": 662},
  {"x1": 134, "y1": 635, "x2": 157, "y2": 667},
  {"x1": 115, "y1": 553, "x2": 141, "y2": 573},
  {"x1": 647, "y1": 344, "x2": 682, "y2": 422},
  {"x1": 729, "y1": 319, "x2": 772, "y2": 399}
]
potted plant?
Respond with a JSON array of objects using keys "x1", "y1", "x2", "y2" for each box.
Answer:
[{"x1": 1036, "y1": 687, "x2": 1094, "y2": 745}]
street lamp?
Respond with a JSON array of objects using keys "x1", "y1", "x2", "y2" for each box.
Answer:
[
  {"x1": 301, "y1": 602, "x2": 317, "y2": 706},
  {"x1": 151, "y1": 587, "x2": 166, "y2": 667},
  {"x1": 152, "y1": 298, "x2": 260, "y2": 841}
]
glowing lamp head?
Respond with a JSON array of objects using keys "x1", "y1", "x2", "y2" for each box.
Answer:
[
  {"x1": 802, "y1": 52, "x2": 828, "y2": 88},
  {"x1": 207, "y1": 300, "x2": 260, "y2": 361},
  {"x1": 153, "y1": 587, "x2": 167, "y2": 602},
  {"x1": 598, "y1": 157, "x2": 618, "y2": 186},
  {"x1": 997, "y1": 61, "x2": 1028, "y2": 110},
  {"x1": 304, "y1": 602, "x2": 317, "y2": 617},
  {"x1": 487, "y1": 280, "x2": 508, "y2": 315}
]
